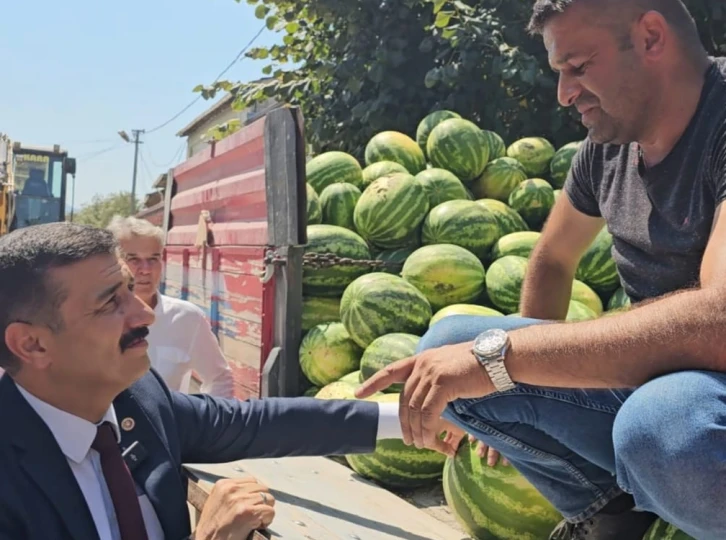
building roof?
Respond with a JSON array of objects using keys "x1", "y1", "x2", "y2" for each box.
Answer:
[{"x1": 175, "y1": 77, "x2": 275, "y2": 138}]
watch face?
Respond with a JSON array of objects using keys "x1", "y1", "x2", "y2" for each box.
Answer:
[{"x1": 473, "y1": 328, "x2": 508, "y2": 357}]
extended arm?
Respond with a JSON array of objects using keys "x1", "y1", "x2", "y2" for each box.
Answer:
[
  {"x1": 507, "y1": 202, "x2": 726, "y2": 388},
  {"x1": 173, "y1": 393, "x2": 381, "y2": 464},
  {"x1": 520, "y1": 193, "x2": 604, "y2": 320}
]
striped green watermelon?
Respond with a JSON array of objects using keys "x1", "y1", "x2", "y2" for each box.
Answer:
[
  {"x1": 306, "y1": 151, "x2": 364, "y2": 193},
  {"x1": 340, "y1": 272, "x2": 432, "y2": 348},
  {"x1": 402, "y1": 244, "x2": 486, "y2": 311},
  {"x1": 607, "y1": 287, "x2": 631, "y2": 311},
  {"x1": 319, "y1": 183, "x2": 361, "y2": 231},
  {"x1": 346, "y1": 393, "x2": 447, "y2": 488},
  {"x1": 443, "y1": 439, "x2": 562, "y2": 539},
  {"x1": 354, "y1": 173, "x2": 430, "y2": 249},
  {"x1": 508, "y1": 178, "x2": 556, "y2": 230},
  {"x1": 374, "y1": 246, "x2": 416, "y2": 275},
  {"x1": 315, "y1": 379, "x2": 374, "y2": 400},
  {"x1": 361, "y1": 160, "x2": 408, "y2": 188},
  {"x1": 415, "y1": 168, "x2": 471, "y2": 208},
  {"x1": 485, "y1": 255, "x2": 528, "y2": 314},
  {"x1": 301, "y1": 296, "x2": 341, "y2": 332},
  {"x1": 427, "y1": 118, "x2": 491, "y2": 181},
  {"x1": 571, "y1": 280, "x2": 603, "y2": 315},
  {"x1": 506, "y1": 137, "x2": 556, "y2": 177},
  {"x1": 306, "y1": 183, "x2": 322, "y2": 225},
  {"x1": 422, "y1": 200, "x2": 501, "y2": 259},
  {"x1": 476, "y1": 199, "x2": 529, "y2": 236},
  {"x1": 566, "y1": 300, "x2": 598, "y2": 321},
  {"x1": 299, "y1": 322, "x2": 363, "y2": 387},
  {"x1": 303, "y1": 225, "x2": 372, "y2": 296},
  {"x1": 549, "y1": 141, "x2": 582, "y2": 189},
  {"x1": 643, "y1": 519, "x2": 695, "y2": 540},
  {"x1": 471, "y1": 157, "x2": 527, "y2": 202},
  {"x1": 360, "y1": 333, "x2": 419, "y2": 393},
  {"x1": 365, "y1": 131, "x2": 426, "y2": 174},
  {"x1": 576, "y1": 227, "x2": 620, "y2": 293},
  {"x1": 416, "y1": 110, "x2": 462, "y2": 159},
  {"x1": 482, "y1": 130, "x2": 506, "y2": 160},
  {"x1": 491, "y1": 231, "x2": 541, "y2": 260},
  {"x1": 430, "y1": 304, "x2": 504, "y2": 327},
  {"x1": 338, "y1": 369, "x2": 362, "y2": 385}
]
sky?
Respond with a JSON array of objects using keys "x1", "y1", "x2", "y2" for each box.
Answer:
[{"x1": 0, "y1": 0, "x2": 280, "y2": 209}]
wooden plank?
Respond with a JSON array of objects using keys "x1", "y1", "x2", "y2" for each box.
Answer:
[{"x1": 184, "y1": 457, "x2": 468, "y2": 540}]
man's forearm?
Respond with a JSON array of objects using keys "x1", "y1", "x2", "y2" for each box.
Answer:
[
  {"x1": 507, "y1": 285, "x2": 726, "y2": 388},
  {"x1": 519, "y1": 253, "x2": 573, "y2": 320}
]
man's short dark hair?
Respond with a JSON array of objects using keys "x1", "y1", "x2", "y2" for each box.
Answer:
[
  {"x1": 528, "y1": 0, "x2": 703, "y2": 55},
  {"x1": 0, "y1": 222, "x2": 118, "y2": 374}
]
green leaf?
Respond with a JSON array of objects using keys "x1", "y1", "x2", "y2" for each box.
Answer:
[
  {"x1": 254, "y1": 5, "x2": 269, "y2": 18},
  {"x1": 262, "y1": 65, "x2": 273, "y2": 75},
  {"x1": 285, "y1": 22, "x2": 300, "y2": 34},
  {"x1": 266, "y1": 15, "x2": 279, "y2": 30},
  {"x1": 432, "y1": 0, "x2": 447, "y2": 14},
  {"x1": 434, "y1": 11, "x2": 453, "y2": 28}
]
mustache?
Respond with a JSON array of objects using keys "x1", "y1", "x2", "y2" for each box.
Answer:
[{"x1": 119, "y1": 326, "x2": 149, "y2": 351}]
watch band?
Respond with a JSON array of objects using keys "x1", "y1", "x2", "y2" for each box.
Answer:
[{"x1": 483, "y1": 359, "x2": 516, "y2": 392}]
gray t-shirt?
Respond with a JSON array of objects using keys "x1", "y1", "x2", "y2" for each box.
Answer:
[{"x1": 565, "y1": 57, "x2": 726, "y2": 302}]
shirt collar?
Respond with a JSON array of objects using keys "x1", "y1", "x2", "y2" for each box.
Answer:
[{"x1": 15, "y1": 384, "x2": 120, "y2": 464}]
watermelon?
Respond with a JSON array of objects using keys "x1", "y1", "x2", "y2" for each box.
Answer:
[
  {"x1": 301, "y1": 296, "x2": 341, "y2": 332},
  {"x1": 571, "y1": 280, "x2": 603, "y2": 315},
  {"x1": 319, "y1": 183, "x2": 361, "y2": 231},
  {"x1": 643, "y1": 519, "x2": 695, "y2": 540},
  {"x1": 416, "y1": 110, "x2": 462, "y2": 158},
  {"x1": 476, "y1": 199, "x2": 529, "y2": 236},
  {"x1": 338, "y1": 370, "x2": 362, "y2": 385},
  {"x1": 482, "y1": 130, "x2": 506, "y2": 160},
  {"x1": 303, "y1": 386, "x2": 320, "y2": 397},
  {"x1": 340, "y1": 272, "x2": 432, "y2": 348},
  {"x1": 306, "y1": 151, "x2": 364, "y2": 193},
  {"x1": 549, "y1": 141, "x2": 582, "y2": 189},
  {"x1": 566, "y1": 300, "x2": 598, "y2": 321},
  {"x1": 402, "y1": 244, "x2": 486, "y2": 311},
  {"x1": 427, "y1": 118, "x2": 491, "y2": 181},
  {"x1": 374, "y1": 247, "x2": 416, "y2": 275},
  {"x1": 415, "y1": 168, "x2": 471, "y2": 208},
  {"x1": 607, "y1": 287, "x2": 631, "y2": 311},
  {"x1": 471, "y1": 157, "x2": 528, "y2": 202},
  {"x1": 553, "y1": 189, "x2": 562, "y2": 201},
  {"x1": 315, "y1": 380, "x2": 360, "y2": 400},
  {"x1": 491, "y1": 231, "x2": 541, "y2": 260},
  {"x1": 306, "y1": 183, "x2": 322, "y2": 225},
  {"x1": 346, "y1": 393, "x2": 447, "y2": 488},
  {"x1": 576, "y1": 227, "x2": 620, "y2": 293},
  {"x1": 359, "y1": 333, "x2": 420, "y2": 393},
  {"x1": 303, "y1": 225, "x2": 372, "y2": 296},
  {"x1": 299, "y1": 322, "x2": 363, "y2": 387},
  {"x1": 506, "y1": 137, "x2": 556, "y2": 177},
  {"x1": 365, "y1": 131, "x2": 426, "y2": 174},
  {"x1": 354, "y1": 173, "x2": 430, "y2": 249},
  {"x1": 430, "y1": 304, "x2": 504, "y2": 327},
  {"x1": 443, "y1": 439, "x2": 562, "y2": 540},
  {"x1": 421, "y1": 200, "x2": 501, "y2": 259},
  {"x1": 508, "y1": 178, "x2": 556, "y2": 230},
  {"x1": 361, "y1": 160, "x2": 408, "y2": 188},
  {"x1": 485, "y1": 255, "x2": 528, "y2": 314}
]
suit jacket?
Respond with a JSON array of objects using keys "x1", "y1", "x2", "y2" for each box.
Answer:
[{"x1": 0, "y1": 370, "x2": 379, "y2": 540}]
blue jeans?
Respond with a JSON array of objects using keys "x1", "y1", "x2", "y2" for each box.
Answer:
[{"x1": 419, "y1": 315, "x2": 726, "y2": 540}]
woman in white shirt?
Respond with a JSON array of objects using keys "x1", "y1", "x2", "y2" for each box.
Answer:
[{"x1": 106, "y1": 216, "x2": 235, "y2": 398}]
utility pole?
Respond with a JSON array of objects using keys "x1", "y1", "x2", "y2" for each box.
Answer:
[{"x1": 118, "y1": 129, "x2": 145, "y2": 215}]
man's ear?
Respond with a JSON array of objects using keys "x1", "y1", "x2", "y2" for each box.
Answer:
[{"x1": 4, "y1": 322, "x2": 52, "y2": 370}]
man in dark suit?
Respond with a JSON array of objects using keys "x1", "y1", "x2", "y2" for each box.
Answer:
[{"x1": 0, "y1": 222, "x2": 428, "y2": 540}]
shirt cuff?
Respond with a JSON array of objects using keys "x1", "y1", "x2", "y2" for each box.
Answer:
[{"x1": 375, "y1": 401, "x2": 403, "y2": 440}]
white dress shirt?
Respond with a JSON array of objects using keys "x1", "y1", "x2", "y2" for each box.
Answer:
[
  {"x1": 16, "y1": 384, "x2": 165, "y2": 540},
  {"x1": 146, "y1": 293, "x2": 235, "y2": 398}
]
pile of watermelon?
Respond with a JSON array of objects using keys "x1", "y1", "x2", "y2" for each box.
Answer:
[{"x1": 297, "y1": 110, "x2": 647, "y2": 539}]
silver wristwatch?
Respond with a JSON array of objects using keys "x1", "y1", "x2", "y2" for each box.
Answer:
[{"x1": 471, "y1": 328, "x2": 516, "y2": 392}]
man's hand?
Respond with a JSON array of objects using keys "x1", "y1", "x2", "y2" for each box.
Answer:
[
  {"x1": 468, "y1": 435, "x2": 510, "y2": 467},
  {"x1": 355, "y1": 341, "x2": 494, "y2": 453},
  {"x1": 193, "y1": 477, "x2": 275, "y2": 540}
]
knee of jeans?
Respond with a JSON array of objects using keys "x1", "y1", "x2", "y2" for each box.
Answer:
[
  {"x1": 417, "y1": 315, "x2": 501, "y2": 352},
  {"x1": 613, "y1": 370, "x2": 722, "y2": 470}
]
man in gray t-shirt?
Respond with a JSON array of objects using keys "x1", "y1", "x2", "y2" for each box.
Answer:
[{"x1": 356, "y1": 1, "x2": 726, "y2": 539}]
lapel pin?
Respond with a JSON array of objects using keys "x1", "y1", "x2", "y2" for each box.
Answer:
[{"x1": 121, "y1": 417, "x2": 135, "y2": 431}]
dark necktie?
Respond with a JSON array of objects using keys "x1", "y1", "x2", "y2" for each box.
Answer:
[{"x1": 92, "y1": 422, "x2": 149, "y2": 540}]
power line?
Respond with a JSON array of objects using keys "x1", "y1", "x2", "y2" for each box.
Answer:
[
  {"x1": 144, "y1": 24, "x2": 267, "y2": 135},
  {"x1": 75, "y1": 143, "x2": 126, "y2": 161}
]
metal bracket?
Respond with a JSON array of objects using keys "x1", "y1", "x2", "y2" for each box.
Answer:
[{"x1": 259, "y1": 247, "x2": 287, "y2": 283}]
